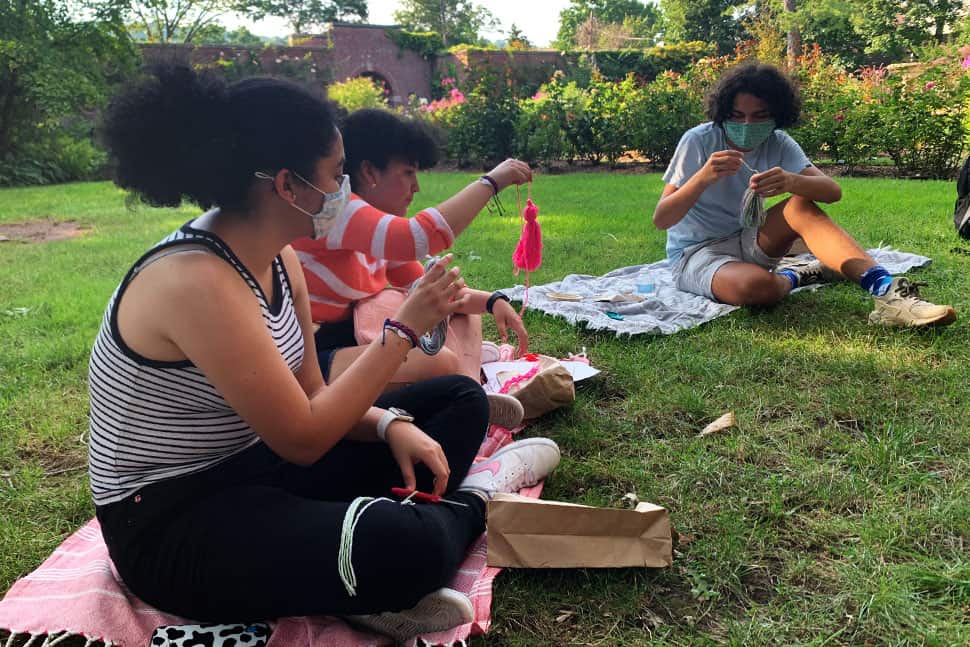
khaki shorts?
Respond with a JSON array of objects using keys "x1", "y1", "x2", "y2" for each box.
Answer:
[{"x1": 672, "y1": 227, "x2": 783, "y2": 300}]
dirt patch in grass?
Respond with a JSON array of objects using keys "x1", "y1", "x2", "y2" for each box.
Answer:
[{"x1": 0, "y1": 218, "x2": 90, "y2": 243}]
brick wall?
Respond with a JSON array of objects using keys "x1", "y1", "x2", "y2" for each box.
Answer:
[
  {"x1": 140, "y1": 27, "x2": 580, "y2": 105},
  {"x1": 325, "y1": 24, "x2": 433, "y2": 104}
]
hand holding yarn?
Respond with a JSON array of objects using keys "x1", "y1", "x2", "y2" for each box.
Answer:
[
  {"x1": 487, "y1": 158, "x2": 533, "y2": 191},
  {"x1": 750, "y1": 167, "x2": 792, "y2": 197},
  {"x1": 398, "y1": 254, "x2": 467, "y2": 338}
]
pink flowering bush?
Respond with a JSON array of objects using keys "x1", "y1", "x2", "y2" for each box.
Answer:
[
  {"x1": 424, "y1": 42, "x2": 969, "y2": 176},
  {"x1": 877, "y1": 54, "x2": 970, "y2": 178}
]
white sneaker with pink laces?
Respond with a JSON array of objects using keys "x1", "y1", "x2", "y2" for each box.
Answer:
[{"x1": 457, "y1": 438, "x2": 561, "y2": 500}]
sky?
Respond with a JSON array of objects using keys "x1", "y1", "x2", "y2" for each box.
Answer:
[{"x1": 226, "y1": 0, "x2": 575, "y2": 48}]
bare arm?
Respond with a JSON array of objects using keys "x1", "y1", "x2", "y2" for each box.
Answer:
[
  {"x1": 435, "y1": 159, "x2": 533, "y2": 237},
  {"x1": 751, "y1": 165, "x2": 842, "y2": 203},
  {"x1": 453, "y1": 287, "x2": 528, "y2": 355},
  {"x1": 653, "y1": 149, "x2": 744, "y2": 230},
  {"x1": 149, "y1": 254, "x2": 467, "y2": 466}
]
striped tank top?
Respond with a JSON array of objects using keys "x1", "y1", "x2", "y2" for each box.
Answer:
[{"x1": 88, "y1": 222, "x2": 304, "y2": 505}]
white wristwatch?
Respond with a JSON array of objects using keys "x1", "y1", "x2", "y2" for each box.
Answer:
[{"x1": 377, "y1": 407, "x2": 414, "y2": 442}]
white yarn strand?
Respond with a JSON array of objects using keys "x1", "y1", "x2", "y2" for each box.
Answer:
[{"x1": 338, "y1": 496, "x2": 395, "y2": 596}]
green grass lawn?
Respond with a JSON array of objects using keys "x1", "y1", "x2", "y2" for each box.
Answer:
[{"x1": 1, "y1": 173, "x2": 968, "y2": 645}]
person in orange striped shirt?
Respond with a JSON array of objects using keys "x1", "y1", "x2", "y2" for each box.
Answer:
[{"x1": 292, "y1": 110, "x2": 531, "y2": 424}]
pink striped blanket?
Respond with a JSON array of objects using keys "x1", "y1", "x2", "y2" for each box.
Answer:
[{"x1": 0, "y1": 424, "x2": 538, "y2": 647}]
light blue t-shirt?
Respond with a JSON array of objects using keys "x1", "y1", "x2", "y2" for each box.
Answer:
[{"x1": 662, "y1": 122, "x2": 812, "y2": 261}]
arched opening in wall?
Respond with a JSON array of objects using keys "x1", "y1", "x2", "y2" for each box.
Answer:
[{"x1": 357, "y1": 71, "x2": 394, "y2": 104}]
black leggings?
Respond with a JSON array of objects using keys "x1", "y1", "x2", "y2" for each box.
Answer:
[{"x1": 96, "y1": 375, "x2": 489, "y2": 622}]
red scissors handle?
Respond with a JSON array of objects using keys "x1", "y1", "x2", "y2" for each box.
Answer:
[{"x1": 390, "y1": 487, "x2": 468, "y2": 507}]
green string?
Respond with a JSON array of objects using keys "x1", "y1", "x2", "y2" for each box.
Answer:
[{"x1": 739, "y1": 157, "x2": 766, "y2": 228}]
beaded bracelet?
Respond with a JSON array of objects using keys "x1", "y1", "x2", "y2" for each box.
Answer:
[{"x1": 382, "y1": 318, "x2": 418, "y2": 348}]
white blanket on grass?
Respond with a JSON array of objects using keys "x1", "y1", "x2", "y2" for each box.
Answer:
[{"x1": 500, "y1": 248, "x2": 932, "y2": 336}]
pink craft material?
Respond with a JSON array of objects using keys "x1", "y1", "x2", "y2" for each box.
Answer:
[
  {"x1": 511, "y1": 191, "x2": 542, "y2": 316},
  {"x1": 497, "y1": 362, "x2": 540, "y2": 395},
  {"x1": 0, "y1": 422, "x2": 539, "y2": 647},
  {"x1": 511, "y1": 198, "x2": 542, "y2": 273}
]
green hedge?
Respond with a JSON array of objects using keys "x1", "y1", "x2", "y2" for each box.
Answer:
[{"x1": 423, "y1": 47, "x2": 970, "y2": 177}]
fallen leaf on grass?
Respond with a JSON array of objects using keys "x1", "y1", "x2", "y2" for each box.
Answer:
[
  {"x1": 698, "y1": 411, "x2": 736, "y2": 437},
  {"x1": 555, "y1": 610, "x2": 574, "y2": 623}
]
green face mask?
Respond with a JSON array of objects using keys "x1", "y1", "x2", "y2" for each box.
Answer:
[{"x1": 723, "y1": 120, "x2": 776, "y2": 150}]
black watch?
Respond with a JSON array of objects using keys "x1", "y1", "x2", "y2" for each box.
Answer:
[{"x1": 486, "y1": 291, "x2": 511, "y2": 314}]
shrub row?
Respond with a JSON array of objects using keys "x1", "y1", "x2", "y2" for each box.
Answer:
[{"x1": 418, "y1": 47, "x2": 970, "y2": 179}]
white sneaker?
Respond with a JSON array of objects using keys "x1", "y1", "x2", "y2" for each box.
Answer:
[
  {"x1": 345, "y1": 587, "x2": 473, "y2": 641},
  {"x1": 457, "y1": 438, "x2": 560, "y2": 500},
  {"x1": 868, "y1": 277, "x2": 957, "y2": 327},
  {"x1": 486, "y1": 392, "x2": 525, "y2": 429},
  {"x1": 480, "y1": 340, "x2": 501, "y2": 364}
]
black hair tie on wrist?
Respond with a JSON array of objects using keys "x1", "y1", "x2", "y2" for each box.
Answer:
[
  {"x1": 486, "y1": 291, "x2": 511, "y2": 314},
  {"x1": 479, "y1": 174, "x2": 499, "y2": 195}
]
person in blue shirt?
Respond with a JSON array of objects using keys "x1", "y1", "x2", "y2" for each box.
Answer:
[{"x1": 654, "y1": 62, "x2": 955, "y2": 327}]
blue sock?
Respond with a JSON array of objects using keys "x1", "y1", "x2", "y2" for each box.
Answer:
[
  {"x1": 776, "y1": 269, "x2": 799, "y2": 291},
  {"x1": 859, "y1": 265, "x2": 893, "y2": 296}
]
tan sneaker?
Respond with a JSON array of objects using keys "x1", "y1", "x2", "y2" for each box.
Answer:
[{"x1": 868, "y1": 277, "x2": 956, "y2": 327}]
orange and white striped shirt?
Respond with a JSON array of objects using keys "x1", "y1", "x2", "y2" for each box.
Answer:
[{"x1": 292, "y1": 194, "x2": 455, "y2": 323}]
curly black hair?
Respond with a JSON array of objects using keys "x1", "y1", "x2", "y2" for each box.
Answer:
[
  {"x1": 705, "y1": 63, "x2": 801, "y2": 129},
  {"x1": 101, "y1": 63, "x2": 338, "y2": 210},
  {"x1": 340, "y1": 109, "x2": 439, "y2": 193}
]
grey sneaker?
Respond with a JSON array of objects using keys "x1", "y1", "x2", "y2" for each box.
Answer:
[
  {"x1": 457, "y1": 437, "x2": 560, "y2": 500},
  {"x1": 486, "y1": 392, "x2": 525, "y2": 429},
  {"x1": 775, "y1": 257, "x2": 842, "y2": 287},
  {"x1": 345, "y1": 587, "x2": 474, "y2": 641},
  {"x1": 868, "y1": 277, "x2": 956, "y2": 327}
]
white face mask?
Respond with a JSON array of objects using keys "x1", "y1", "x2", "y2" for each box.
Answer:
[{"x1": 256, "y1": 171, "x2": 350, "y2": 240}]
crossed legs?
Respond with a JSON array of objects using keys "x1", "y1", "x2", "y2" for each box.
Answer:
[{"x1": 711, "y1": 196, "x2": 876, "y2": 305}]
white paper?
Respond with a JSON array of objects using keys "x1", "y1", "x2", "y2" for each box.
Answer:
[{"x1": 482, "y1": 359, "x2": 600, "y2": 392}]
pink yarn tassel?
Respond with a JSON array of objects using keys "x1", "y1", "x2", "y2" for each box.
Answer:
[
  {"x1": 512, "y1": 199, "x2": 542, "y2": 273},
  {"x1": 512, "y1": 197, "x2": 542, "y2": 316}
]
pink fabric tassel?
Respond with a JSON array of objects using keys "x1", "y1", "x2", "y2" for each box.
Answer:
[{"x1": 512, "y1": 199, "x2": 542, "y2": 273}]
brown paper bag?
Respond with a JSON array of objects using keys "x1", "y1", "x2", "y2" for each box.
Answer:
[{"x1": 486, "y1": 493, "x2": 674, "y2": 569}]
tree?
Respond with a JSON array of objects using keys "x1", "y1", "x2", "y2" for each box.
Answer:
[
  {"x1": 191, "y1": 23, "x2": 266, "y2": 44},
  {"x1": 393, "y1": 0, "x2": 498, "y2": 47},
  {"x1": 240, "y1": 0, "x2": 367, "y2": 35},
  {"x1": 786, "y1": 0, "x2": 862, "y2": 66},
  {"x1": 91, "y1": 0, "x2": 240, "y2": 43},
  {"x1": 507, "y1": 23, "x2": 531, "y2": 49},
  {"x1": 850, "y1": 0, "x2": 964, "y2": 60},
  {"x1": 784, "y1": 0, "x2": 799, "y2": 66},
  {"x1": 0, "y1": 0, "x2": 138, "y2": 181},
  {"x1": 555, "y1": 0, "x2": 661, "y2": 49},
  {"x1": 661, "y1": 0, "x2": 744, "y2": 53}
]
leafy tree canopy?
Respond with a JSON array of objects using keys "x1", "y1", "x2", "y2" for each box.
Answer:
[
  {"x1": 555, "y1": 0, "x2": 661, "y2": 49},
  {"x1": 0, "y1": 0, "x2": 138, "y2": 157},
  {"x1": 660, "y1": 0, "x2": 745, "y2": 54},
  {"x1": 239, "y1": 0, "x2": 367, "y2": 35},
  {"x1": 393, "y1": 0, "x2": 497, "y2": 47}
]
